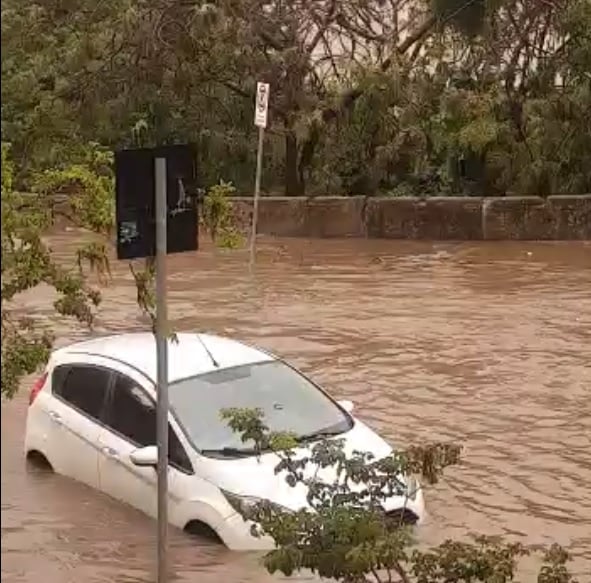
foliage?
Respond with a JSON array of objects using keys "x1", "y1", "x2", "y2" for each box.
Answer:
[
  {"x1": 0, "y1": 141, "x2": 242, "y2": 396},
  {"x1": 3, "y1": 0, "x2": 589, "y2": 198},
  {"x1": 129, "y1": 258, "x2": 157, "y2": 331},
  {"x1": 0, "y1": 135, "x2": 243, "y2": 398},
  {"x1": 124, "y1": 178, "x2": 243, "y2": 337},
  {"x1": 202, "y1": 181, "x2": 244, "y2": 249},
  {"x1": 30, "y1": 146, "x2": 114, "y2": 236},
  {"x1": 1, "y1": 142, "x2": 109, "y2": 397},
  {"x1": 222, "y1": 407, "x2": 577, "y2": 583}
]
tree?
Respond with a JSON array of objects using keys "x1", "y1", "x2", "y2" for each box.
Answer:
[
  {"x1": 222, "y1": 407, "x2": 577, "y2": 583},
  {"x1": 1, "y1": 141, "x2": 111, "y2": 397},
  {"x1": 1, "y1": 137, "x2": 242, "y2": 398},
  {"x1": 5, "y1": 0, "x2": 590, "y2": 198},
  {"x1": 1, "y1": 0, "x2": 515, "y2": 197},
  {"x1": 311, "y1": 0, "x2": 591, "y2": 196}
]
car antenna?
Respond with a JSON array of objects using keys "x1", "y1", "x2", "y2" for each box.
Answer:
[{"x1": 197, "y1": 334, "x2": 219, "y2": 368}]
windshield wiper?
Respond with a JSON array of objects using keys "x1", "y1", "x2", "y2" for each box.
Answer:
[
  {"x1": 200, "y1": 447, "x2": 262, "y2": 458},
  {"x1": 202, "y1": 426, "x2": 348, "y2": 457},
  {"x1": 297, "y1": 428, "x2": 345, "y2": 444}
]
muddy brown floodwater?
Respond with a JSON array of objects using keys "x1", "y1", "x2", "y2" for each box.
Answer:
[{"x1": 2, "y1": 235, "x2": 591, "y2": 582}]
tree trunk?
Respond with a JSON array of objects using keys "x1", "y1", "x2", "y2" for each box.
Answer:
[{"x1": 285, "y1": 129, "x2": 303, "y2": 196}]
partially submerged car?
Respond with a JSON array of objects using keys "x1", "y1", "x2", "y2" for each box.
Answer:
[{"x1": 25, "y1": 332, "x2": 424, "y2": 549}]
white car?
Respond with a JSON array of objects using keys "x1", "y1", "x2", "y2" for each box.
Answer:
[{"x1": 24, "y1": 332, "x2": 425, "y2": 550}]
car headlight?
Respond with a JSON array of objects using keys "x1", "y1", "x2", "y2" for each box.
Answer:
[{"x1": 221, "y1": 489, "x2": 291, "y2": 519}]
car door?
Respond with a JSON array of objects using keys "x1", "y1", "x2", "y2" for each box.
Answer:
[
  {"x1": 47, "y1": 360, "x2": 113, "y2": 489},
  {"x1": 97, "y1": 368, "x2": 194, "y2": 522}
]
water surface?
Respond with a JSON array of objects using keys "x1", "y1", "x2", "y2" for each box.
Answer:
[{"x1": 2, "y1": 236, "x2": 590, "y2": 581}]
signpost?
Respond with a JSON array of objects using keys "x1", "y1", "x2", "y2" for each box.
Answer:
[
  {"x1": 115, "y1": 145, "x2": 198, "y2": 583},
  {"x1": 114, "y1": 145, "x2": 198, "y2": 260},
  {"x1": 153, "y1": 156, "x2": 169, "y2": 583},
  {"x1": 250, "y1": 81, "x2": 270, "y2": 269}
]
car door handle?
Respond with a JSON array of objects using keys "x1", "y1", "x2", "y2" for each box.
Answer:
[
  {"x1": 48, "y1": 411, "x2": 62, "y2": 425},
  {"x1": 101, "y1": 446, "x2": 119, "y2": 459}
]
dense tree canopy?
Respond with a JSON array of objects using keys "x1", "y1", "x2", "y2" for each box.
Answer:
[{"x1": 2, "y1": 0, "x2": 590, "y2": 197}]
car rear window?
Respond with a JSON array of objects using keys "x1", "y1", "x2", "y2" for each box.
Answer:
[{"x1": 52, "y1": 364, "x2": 111, "y2": 421}]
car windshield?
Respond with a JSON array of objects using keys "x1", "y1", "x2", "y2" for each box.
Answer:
[{"x1": 169, "y1": 360, "x2": 352, "y2": 456}]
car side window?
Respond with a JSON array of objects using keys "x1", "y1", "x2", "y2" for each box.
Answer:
[
  {"x1": 105, "y1": 373, "x2": 193, "y2": 474},
  {"x1": 52, "y1": 364, "x2": 111, "y2": 421}
]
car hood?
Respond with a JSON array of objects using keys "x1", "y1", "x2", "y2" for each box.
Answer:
[{"x1": 198, "y1": 419, "x2": 415, "y2": 513}]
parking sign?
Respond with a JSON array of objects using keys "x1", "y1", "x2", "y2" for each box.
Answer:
[{"x1": 254, "y1": 82, "x2": 270, "y2": 128}]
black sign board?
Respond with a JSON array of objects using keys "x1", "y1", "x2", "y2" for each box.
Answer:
[{"x1": 115, "y1": 144, "x2": 198, "y2": 260}]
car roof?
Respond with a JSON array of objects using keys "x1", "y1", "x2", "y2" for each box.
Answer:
[{"x1": 54, "y1": 332, "x2": 274, "y2": 383}]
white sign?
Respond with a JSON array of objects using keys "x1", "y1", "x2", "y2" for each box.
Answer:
[{"x1": 254, "y1": 82, "x2": 270, "y2": 128}]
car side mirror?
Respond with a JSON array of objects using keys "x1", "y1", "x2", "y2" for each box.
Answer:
[
  {"x1": 130, "y1": 445, "x2": 158, "y2": 467},
  {"x1": 338, "y1": 399, "x2": 354, "y2": 414}
]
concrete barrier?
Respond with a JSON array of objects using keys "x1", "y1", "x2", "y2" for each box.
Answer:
[
  {"x1": 547, "y1": 195, "x2": 591, "y2": 240},
  {"x1": 366, "y1": 197, "x2": 484, "y2": 240},
  {"x1": 229, "y1": 196, "x2": 366, "y2": 238},
  {"x1": 229, "y1": 195, "x2": 591, "y2": 240}
]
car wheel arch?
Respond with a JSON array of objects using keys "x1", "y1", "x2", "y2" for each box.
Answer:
[
  {"x1": 26, "y1": 449, "x2": 54, "y2": 471},
  {"x1": 183, "y1": 519, "x2": 224, "y2": 544}
]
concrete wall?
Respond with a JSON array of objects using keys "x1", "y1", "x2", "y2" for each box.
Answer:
[{"x1": 229, "y1": 195, "x2": 591, "y2": 240}]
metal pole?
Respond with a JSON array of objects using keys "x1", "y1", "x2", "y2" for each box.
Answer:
[
  {"x1": 154, "y1": 156, "x2": 169, "y2": 583},
  {"x1": 249, "y1": 126, "x2": 265, "y2": 270}
]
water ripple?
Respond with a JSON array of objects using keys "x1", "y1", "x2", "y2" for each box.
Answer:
[{"x1": 2, "y1": 236, "x2": 591, "y2": 581}]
